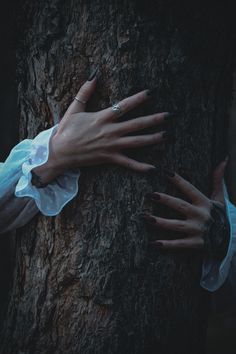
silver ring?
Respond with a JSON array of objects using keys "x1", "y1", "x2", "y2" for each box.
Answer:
[
  {"x1": 112, "y1": 103, "x2": 123, "y2": 117},
  {"x1": 74, "y1": 96, "x2": 86, "y2": 104}
]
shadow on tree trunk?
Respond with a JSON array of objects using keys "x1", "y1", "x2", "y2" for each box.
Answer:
[{"x1": 0, "y1": 1, "x2": 235, "y2": 353}]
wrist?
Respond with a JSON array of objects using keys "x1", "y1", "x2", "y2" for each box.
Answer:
[
  {"x1": 31, "y1": 134, "x2": 66, "y2": 186},
  {"x1": 202, "y1": 202, "x2": 230, "y2": 260},
  {"x1": 31, "y1": 160, "x2": 64, "y2": 186}
]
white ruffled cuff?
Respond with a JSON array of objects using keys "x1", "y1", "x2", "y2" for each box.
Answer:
[
  {"x1": 15, "y1": 124, "x2": 80, "y2": 216},
  {"x1": 200, "y1": 182, "x2": 236, "y2": 291}
]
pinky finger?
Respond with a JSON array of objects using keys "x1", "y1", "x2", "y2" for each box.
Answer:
[
  {"x1": 150, "y1": 236, "x2": 204, "y2": 250},
  {"x1": 112, "y1": 154, "x2": 155, "y2": 173}
]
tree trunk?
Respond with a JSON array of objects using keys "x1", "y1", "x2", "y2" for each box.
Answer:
[{"x1": 0, "y1": 1, "x2": 235, "y2": 353}]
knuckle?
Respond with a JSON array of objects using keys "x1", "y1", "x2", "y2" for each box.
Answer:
[
  {"x1": 78, "y1": 86, "x2": 87, "y2": 97},
  {"x1": 134, "y1": 95, "x2": 141, "y2": 104},
  {"x1": 104, "y1": 127, "x2": 114, "y2": 139},
  {"x1": 100, "y1": 152, "x2": 111, "y2": 163},
  {"x1": 98, "y1": 124, "x2": 115, "y2": 141},
  {"x1": 202, "y1": 199, "x2": 212, "y2": 208},
  {"x1": 150, "y1": 134, "x2": 159, "y2": 144},
  {"x1": 91, "y1": 114, "x2": 101, "y2": 126},
  {"x1": 200, "y1": 209, "x2": 212, "y2": 222},
  {"x1": 120, "y1": 100, "x2": 128, "y2": 112},
  {"x1": 135, "y1": 121, "x2": 146, "y2": 130},
  {"x1": 151, "y1": 133, "x2": 160, "y2": 143},
  {"x1": 178, "y1": 202, "x2": 188, "y2": 213},
  {"x1": 192, "y1": 221, "x2": 204, "y2": 233},
  {"x1": 135, "y1": 137, "x2": 142, "y2": 145},
  {"x1": 154, "y1": 113, "x2": 162, "y2": 122}
]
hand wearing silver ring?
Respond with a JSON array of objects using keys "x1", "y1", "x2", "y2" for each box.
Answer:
[
  {"x1": 32, "y1": 66, "x2": 173, "y2": 185},
  {"x1": 74, "y1": 96, "x2": 86, "y2": 105},
  {"x1": 111, "y1": 103, "x2": 124, "y2": 117}
]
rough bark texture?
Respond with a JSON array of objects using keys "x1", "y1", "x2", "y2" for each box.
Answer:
[{"x1": 0, "y1": 1, "x2": 235, "y2": 353}]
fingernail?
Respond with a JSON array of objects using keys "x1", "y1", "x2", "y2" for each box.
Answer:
[
  {"x1": 151, "y1": 241, "x2": 163, "y2": 248},
  {"x1": 164, "y1": 112, "x2": 176, "y2": 121},
  {"x1": 151, "y1": 193, "x2": 161, "y2": 201},
  {"x1": 146, "y1": 86, "x2": 159, "y2": 97},
  {"x1": 139, "y1": 213, "x2": 156, "y2": 224},
  {"x1": 162, "y1": 131, "x2": 173, "y2": 140},
  {"x1": 146, "y1": 193, "x2": 161, "y2": 201},
  {"x1": 163, "y1": 168, "x2": 175, "y2": 177},
  {"x1": 87, "y1": 65, "x2": 99, "y2": 81}
]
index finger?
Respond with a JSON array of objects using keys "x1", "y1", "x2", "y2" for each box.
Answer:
[
  {"x1": 150, "y1": 237, "x2": 204, "y2": 250},
  {"x1": 99, "y1": 89, "x2": 154, "y2": 120},
  {"x1": 166, "y1": 171, "x2": 210, "y2": 206}
]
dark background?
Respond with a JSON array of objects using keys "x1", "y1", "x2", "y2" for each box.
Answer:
[
  {"x1": 0, "y1": 1, "x2": 18, "y2": 160},
  {"x1": 0, "y1": 0, "x2": 18, "y2": 327},
  {"x1": 0, "y1": 1, "x2": 235, "y2": 353}
]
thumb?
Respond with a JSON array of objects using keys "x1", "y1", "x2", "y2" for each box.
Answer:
[
  {"x1": 211, "y1": 157, "x2": 229, "y2": 203},
  {"x1": 66, "y1": 66, "x2": 99, "y2": 115}
]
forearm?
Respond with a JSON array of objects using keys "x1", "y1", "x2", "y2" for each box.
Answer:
[
  {"x1": 31, "y1": 134, "x2": 66, "y2": 186},
  {"x1": 0, "y1": 125, "x2": 80, "y2": 234}
]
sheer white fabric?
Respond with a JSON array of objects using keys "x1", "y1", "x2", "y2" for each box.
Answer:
[
  {"x1": 201, "y1": 182, "x2": 236, "y2": 291},
  {"x1": 0, "y1": 124, "x2": 80, "y2": 234},
  {"x1": 1, "y1": 125, "x2": 236, "y2": 292}
]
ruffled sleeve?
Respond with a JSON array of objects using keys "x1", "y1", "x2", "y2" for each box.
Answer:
[
  {"x1": 0, "y1": 124, "x2": 80, "y2": 234},
  {"x1": 200, "y1": 181, "x2": 236, "y2": 292}
]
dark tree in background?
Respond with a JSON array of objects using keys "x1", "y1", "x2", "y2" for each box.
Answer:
[
  {"x1": 0, "y1": 0, "x2": 18, "y2": 329},
  {"x1": 0, "y1": 1, "x2": 235, "y2": 353}
]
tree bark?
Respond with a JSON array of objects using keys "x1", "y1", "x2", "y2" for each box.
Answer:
[{"x1": 0, "y1": 1, "x2": 235, "y2": 353}]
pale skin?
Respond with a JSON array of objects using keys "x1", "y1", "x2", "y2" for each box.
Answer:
[
  {"x1": 33, "y1": 74, "x2": 169, "y2": 182},
  {"x1": 33, "y1": 71, "x2": 229, "y2": 251},
  {"x1": 142, "y1": 159, "x2": 228, "y2": 250}
]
